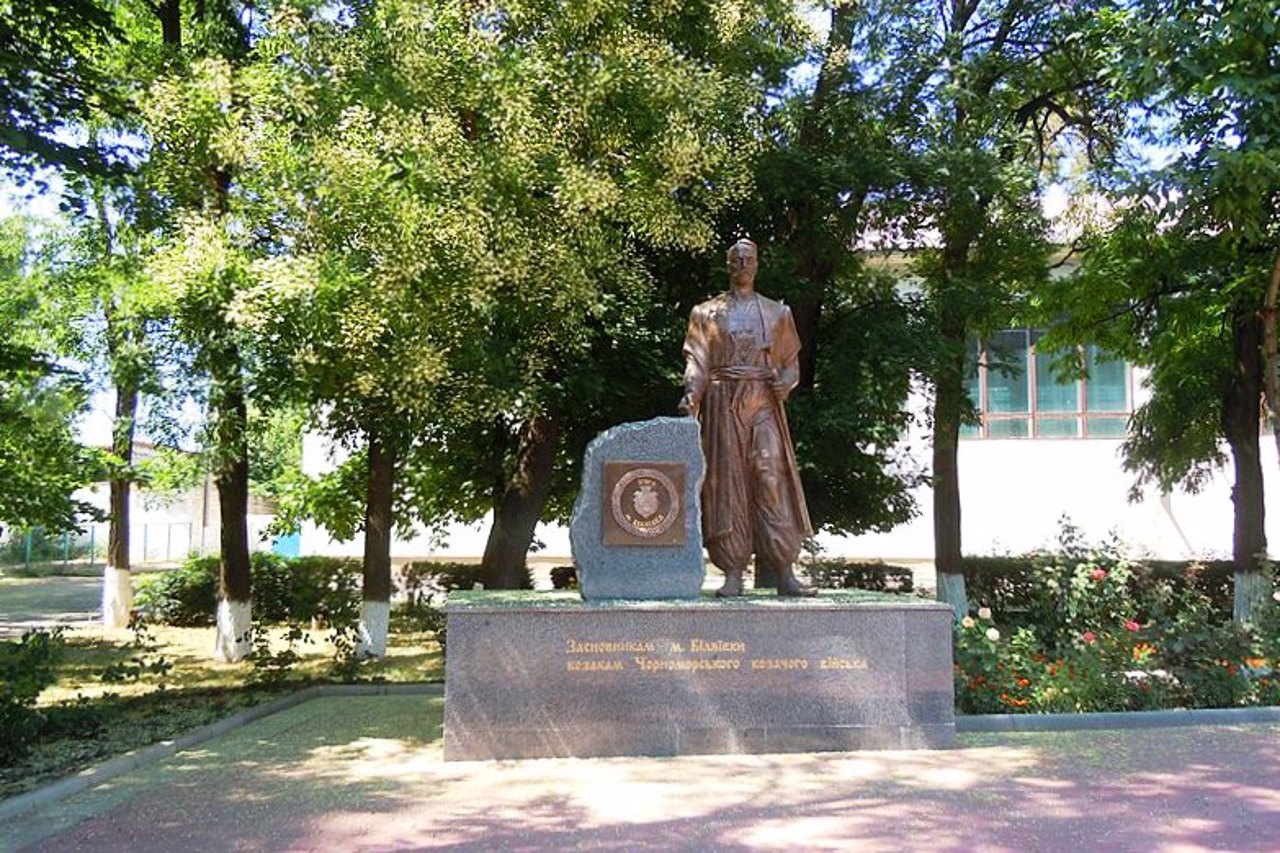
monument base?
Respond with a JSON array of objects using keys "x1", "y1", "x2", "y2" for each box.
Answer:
[{"x1": 444, "y1": 590, "x2": 955, "y2": 761}]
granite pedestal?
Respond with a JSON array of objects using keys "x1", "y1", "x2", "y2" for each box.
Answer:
[{"x1": 443, "y1": 590, "x2": 955, "y2": 760}]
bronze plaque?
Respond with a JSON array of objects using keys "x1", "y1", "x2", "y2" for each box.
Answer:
[{"x1": 602, "y1": 461, "x2": 686, "y2": 547}]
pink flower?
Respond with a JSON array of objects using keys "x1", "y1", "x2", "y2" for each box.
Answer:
[
  {"x1": 1124, "y1": 620, "x2": 1140, "y2": 632},
  {"x1": 1090, "y1": 568, "x2": 1106, "y2": 582},
  {"x1": 1082, "y1": 631, "x2": 1096, "y2": 644}
]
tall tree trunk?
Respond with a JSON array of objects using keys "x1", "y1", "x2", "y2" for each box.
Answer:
[
  {"x1": 1225, "y1": 302, "x2": 1268, "y2": 621},
  {"x1": 157, "y1": 0, "x2": 181, "y2": 47},
  {"x1": 94, "y1": 164, "x2": 139, "y2": 630},
  {"x1": 1258, "y1": 249, "x2": 1280, "y2": 460},
  {"x1": 103, "y1": 382, "x2": 138, "y2": 628},
  {"x1": 480, "y1": 412, "x2": 560, "y2": 589},
  {"x1": 212, "y1": 344, "x2": 252, "y2": 661},
  {"x1": 932, "y1": 309, "x2": 968, "y2": 617},
  {"x1": 358, "y1": 435, "x2": 395, "y2": 657}
]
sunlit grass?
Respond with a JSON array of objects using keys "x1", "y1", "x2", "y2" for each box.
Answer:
[
  {"x1": 38, "y1": 624, "x2": 443, "y2": 705},
  {"x1": 2, "y1": 621, "x2": 443, "y2": 800}
]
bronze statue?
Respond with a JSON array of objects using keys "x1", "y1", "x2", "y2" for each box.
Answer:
[{"x1": 680, "y1": 239, "x2": 816, "y2": 597}]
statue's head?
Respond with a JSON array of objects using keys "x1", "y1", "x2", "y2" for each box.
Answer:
[{"x1": 726, "y1": 238, "x2": 758, "y2": 283}]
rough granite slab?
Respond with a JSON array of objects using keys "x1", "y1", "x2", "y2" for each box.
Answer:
[
  {"x1": 569, "y1": 417, "x2": 706, "y2": 600},
  {"x1": 444, "y1": 592, "x2": 956, "y2": 760}
]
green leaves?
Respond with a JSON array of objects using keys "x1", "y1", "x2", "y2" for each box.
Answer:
[{"x1": 0, "y1": 218, "x2": 105, "y2": 532}]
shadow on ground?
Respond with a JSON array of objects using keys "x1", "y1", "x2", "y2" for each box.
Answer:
[{"x1": 5, "y1": 695, "x2": 1279, "y2": 852}]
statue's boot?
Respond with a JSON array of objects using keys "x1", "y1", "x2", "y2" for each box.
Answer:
[
  {"x1": 777, "y1": 564, "x2": 817, "y2": 597},
  {"x1": 716, "y1": 569, "x2": 745, "y2": 597}
]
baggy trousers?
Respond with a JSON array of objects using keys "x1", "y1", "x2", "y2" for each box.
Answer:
[{"x1": 702, "y1": 377, "x2": 803, "y2": 575}]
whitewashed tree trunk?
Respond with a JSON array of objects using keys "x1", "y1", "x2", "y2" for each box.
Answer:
[
  {"x1": 357, "y1": 599, "x2": 390, "y2": 658},
  {"x1": 102, "y1": 565, "x2": 134, "y2": 628},
  {"x1": 214, "y1": 598, "x2": 252, "y2": 662}
]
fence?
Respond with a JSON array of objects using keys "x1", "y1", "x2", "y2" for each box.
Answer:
[{"x1": 0, "y1": 522, "x2": 198, "y2": 569}]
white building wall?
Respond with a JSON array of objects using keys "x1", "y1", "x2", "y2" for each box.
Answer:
[{"x1": 299, "y1": 374, "x2": 1280, "y2": 564}]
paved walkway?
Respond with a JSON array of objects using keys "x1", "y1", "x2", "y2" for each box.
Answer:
[
  {"x1": 0, "y1": 576, "x2": 101, "y2": 638},
  {"x1": 4, "y1": 695, "x2": 1278, "y2": 852}
]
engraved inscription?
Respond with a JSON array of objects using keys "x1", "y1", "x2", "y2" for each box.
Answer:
[{"x1": 560, "y1": 635, "x2": 873, "y2": 678}]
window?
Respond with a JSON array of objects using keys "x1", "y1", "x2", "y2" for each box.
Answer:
[{"x1": 961, "y1": 330, "x2": 1131, "y2": 439}]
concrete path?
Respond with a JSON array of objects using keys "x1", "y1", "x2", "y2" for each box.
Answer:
[
  {"x1": 0, "y1": 576, "x2": 100, "y2": 638},
  {"x1": 4, "y1": 695, "x2": 1278, "y2": 852}
]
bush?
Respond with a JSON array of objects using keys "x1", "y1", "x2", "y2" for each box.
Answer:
[
  {"x1": 805, "y1": 559, "x2": 914, "y2": 593},
  {"x1": 283, "y1": 556, "x2": 362, "y2": 625},
  {"x1": 137, "y1": 553, "x2": 362, "y2": 626},
  {"x1": 136, "y1": 558, "x2": 219, "y2": 626},
  {"x1": 954, "y1": 522, "x2": 1280, "y2": 715},
  {"x1": 0, "y1": 629, "x2": 64, "y2": 765},
  {"x1": 550, "y1": 565, "x2": 577, "y2": 590},
  {"x1": 399, "y1": 561, "x2": 532, "y2": 598}
]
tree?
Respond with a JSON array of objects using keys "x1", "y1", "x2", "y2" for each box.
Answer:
[
  {"x1": 846, "y1": 0, "x2": 1124, "y2": 614},
  {"x1": 0, "y1": 0, "x2": 122, "y2": 177},
  {"x1": 239, "y1": 0, "x2": 809, "y2": 619},
  {"x1": 135, "y1": 0, "x2": 261, "y2": 660},
  {"x1": 1041, "y1": 0, "x2": 1280, "y2": 621},
  {"x1": 0, "y1": 218, "x2": 103, "y2": 534}
]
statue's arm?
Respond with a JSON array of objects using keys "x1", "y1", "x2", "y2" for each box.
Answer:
[
  {"x1": 772, "y1": 305, "x2": 802, "y2": 401},
  {"x1": 680, "y1": 309, "x2": 709, "y2": 418}
]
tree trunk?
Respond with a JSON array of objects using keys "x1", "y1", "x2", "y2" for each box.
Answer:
[
  {"x1": 1258, "y1": 249, "x2": 1280, "y2": 461},
  {"x1": 936, "y1": 335, "x2": 962, "y2": 614},
  {"x1": 157, "y1": 0, "x2": 181, "y2": 47},
  {"x1": 103, "y1": 381, "x2": 138, "y2": 628},
  {"x1": 480, "y1": 412, "x2": 560, "y2": 589},
  {"x1": 1225, "y1": 302, "x2": 1267, "y2": 622},
  {"x1": 95, "y1": 165, "x2": 139, "y2": 630},
  {"x1": 358, "y1": 435, "x2": 395, "y2": 657},
  {"x1": 212, "y1": 344, "x2": 252, "y2": 661},
  {"x1": 932, "y1": 302, "x2": 969, "y2": 617}
]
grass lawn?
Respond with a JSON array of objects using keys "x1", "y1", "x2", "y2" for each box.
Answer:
[{"x1": 1, "y1": 621, "x2": 443, "y2": 800}]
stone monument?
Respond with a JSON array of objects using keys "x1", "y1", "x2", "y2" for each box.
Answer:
[
  {"x1": 569, "y1": 417, "x2": 706, "y2": 600},
  {"x1": 442, "y1": 240, "x2": 957, "y2": 761}
]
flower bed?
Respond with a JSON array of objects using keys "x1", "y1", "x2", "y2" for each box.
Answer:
[{"x1": 954, "y1": 526, "x2": 1280, "y2": 714}]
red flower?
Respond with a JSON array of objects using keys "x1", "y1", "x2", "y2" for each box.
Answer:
[
  {"x1": 1090, "y1": 568, "x2": 1107, "y2": 581},
  {"x1": 1082, "y1": 631, "x2": 1096, "y2": 644},
  {"x1": 1124, "y1": 620, "x2": 1140, "y2": 632}
]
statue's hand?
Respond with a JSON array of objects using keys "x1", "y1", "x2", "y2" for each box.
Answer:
[{"x1": 678, "y1": 393, "x2": 699, "y2": 419}]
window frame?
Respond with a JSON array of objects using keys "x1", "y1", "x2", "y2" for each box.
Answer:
[{"x1": 964, "y1": 330, "x2": 1133, "y2": 440}]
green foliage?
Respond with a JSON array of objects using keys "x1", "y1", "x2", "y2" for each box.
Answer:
[
  {"x1": 400, "y1": 561, "x2": 532, "y2": 598},
  {"x1": 550, "y1": 565, "x2": 577, "y2": 590},
  {"x1": 226, "y1": 0, "x2": 810, "y2": 571},
  {"x1": 0, "y1": 629, "x2": 64, "y2": 765},
  {"x1": 98, "y1": 613, "x2": 172, "y2": 687},
  {"x1": 244, "y1": 621, "x2": 308, "y2": 687},
  {"x1": 136, "y1": 552, "x2": 362, "y2": 626},
  {"x1": 804, "y1": 559, "x2": 915, "y2": 594},
  {"x1": 136, "y1": 556, "x2": 218, "y2": 626},
  {"x1": 0, "y1": 218, "x2": 105, "y2": 533},
  {"x1": 0, "y1": 527, "x2": 99, "y2": 568},
  {"x1": 0, "y1": 0, "x2": 122, "y2": 176},
  {"x1": 955, "y1": 526, "x2": 1280, "y2": 714}
]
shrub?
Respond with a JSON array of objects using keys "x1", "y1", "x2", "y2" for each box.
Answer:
[
  {"x1": 283, "y1": 556, "x2": 362, "y2": 625},
  {"x1": 954, "y1": 523, "x2": 1280, "y2": 715},
  {"x1": 137, "y1": 553, "x2": 362, "y2": 626},
  {"x1": 805, "y1": 559, "x2": 914, "y2": 593},
  {"x1": 550, "y1": 565, "x2": 577, "y2": 590},
  {"x1": 0, "y1": 629, "x2": 64, "y2": 765},
  {"x1": 400, "y1": 561, "x2": 532, "y2": 597},
  {"x1": 136, "y1": 558, "x2": 219, "y2": 626}
]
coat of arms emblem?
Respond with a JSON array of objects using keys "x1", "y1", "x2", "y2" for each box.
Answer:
[
  {"x1": 606, "y1": 465, "x2": 681, "y2": 542},
  {"x1": 632, "y1": 482, "x2": 659, "y2": 518}
]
